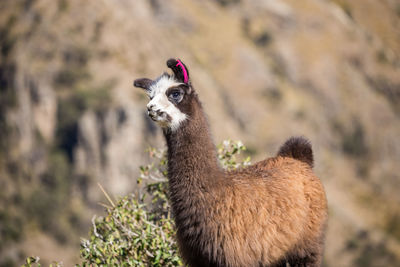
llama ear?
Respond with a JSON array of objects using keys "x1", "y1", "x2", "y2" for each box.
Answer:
[
  {"x1": 166, "y1": 58, "x2": 190, "y2": 84},
  {"x1": 133, "y1": 78, "x2": 153, "y2": 91}
]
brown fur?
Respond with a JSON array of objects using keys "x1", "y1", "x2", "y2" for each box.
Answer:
[{"x1": 134, "y1": 59, "x2": 328, "y2": 267}]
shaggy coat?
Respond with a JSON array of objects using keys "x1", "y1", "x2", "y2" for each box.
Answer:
[{"x1": 134, "y1": 59, "x2": 328, "y2": 267}]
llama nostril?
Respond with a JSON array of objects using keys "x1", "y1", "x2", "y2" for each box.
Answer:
[{"x1": 147, "y1": 105, "x2": 154, "y2": 112}]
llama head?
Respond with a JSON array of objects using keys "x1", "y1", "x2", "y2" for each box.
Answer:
[{"x1": 133, "y1": 58, "x2": 193, "y2": 131}]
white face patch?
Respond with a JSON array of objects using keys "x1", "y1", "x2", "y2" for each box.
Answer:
[{"x1": 146, "y1": 75, "x2": 187, "y2": 131}]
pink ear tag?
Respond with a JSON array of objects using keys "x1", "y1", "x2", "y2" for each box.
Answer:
[{"x1": 176, "y1": 59, "x2": 189, "y2": 83}]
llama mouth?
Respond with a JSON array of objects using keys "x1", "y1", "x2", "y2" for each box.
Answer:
[
  {"x1": 148, "y1": 113, "x2": 161, "y2": 122},
  {"x1": 148, "y1": 112, "x2": 158, "y2": 121},
  {"x1": 148, "y1": 110, "x2": 170, "y2": 123}
]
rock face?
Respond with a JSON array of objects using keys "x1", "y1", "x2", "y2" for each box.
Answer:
[{"x1": 0, "y1": 0, "x2": 399, "y2": 266}]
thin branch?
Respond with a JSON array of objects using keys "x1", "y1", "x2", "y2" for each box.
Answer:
[{"x1": 97, "y1": 183, "x2": 115, "y2": 207}]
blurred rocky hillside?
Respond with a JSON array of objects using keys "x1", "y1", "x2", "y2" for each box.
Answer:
[{"x1": 0, "y1": 0, "x2": 399, "y2": 266}]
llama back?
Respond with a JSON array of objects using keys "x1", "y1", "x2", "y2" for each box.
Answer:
[{"x1": 228, "y1": 159, "x2": 325, "y2": 266}]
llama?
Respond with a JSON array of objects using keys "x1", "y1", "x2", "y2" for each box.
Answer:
[{"x1": 134, "y1": 58, "x2": 328, "y2": 267}]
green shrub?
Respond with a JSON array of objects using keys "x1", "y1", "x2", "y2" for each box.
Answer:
[
  {"x1": 217, "y1": 140, "x2": 251, "y2": 170},
  {"x1": 78, "y1": 196, "x2": 181, "y2": 267},
  {"x1": 22, "y1": 256, "x2": 62, "y2": 267}
]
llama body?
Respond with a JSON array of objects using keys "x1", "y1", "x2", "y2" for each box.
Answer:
[{"x1": 134, "y1": 59, "x2": 328, "y2": 267}]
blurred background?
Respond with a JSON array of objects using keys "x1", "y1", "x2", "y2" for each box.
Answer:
[{"x1": 0, "y1": 0, "x2": 399, "y2": 266}]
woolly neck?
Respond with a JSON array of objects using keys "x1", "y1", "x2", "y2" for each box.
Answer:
[{"x1": 163, "y1": 97, "x2": 221, "y2": 190}]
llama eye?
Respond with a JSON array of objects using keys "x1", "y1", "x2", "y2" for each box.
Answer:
[
  {"x1": 169, "y1": 91, "x2": 183, "y2": 102},
  {"x1": 172, "y1": 92, "x2": 180, "y2": 98}
]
